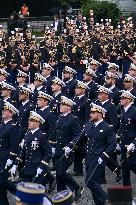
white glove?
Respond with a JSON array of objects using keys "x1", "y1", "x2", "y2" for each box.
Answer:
[
  {"x1": 98, "y1": 157, "x2": 103, "y2": 165},
  {"x1": 127, "y1": 143, "x2": 135, "y2": 152},
  {"x1": 20, "y1": 139, "x2": 25, "y2": 149},
  {"x1": 64, "y1": 146, "x2": 71, "y2": 157},
  {"x1": 116, "y1": 143, "x2": 121, "y2": 151},
  {"x1": 5, "y1": 159, "x2": 13, "y2": 169},
  {"x1": 9, "y1": 165, "x2": 17, "y2": 176},
  {"x1": 52, "y1": 147, "x2": 56, "y2": 156},
  {"x1": 36, "y1": 167, "x2": 43, "y2": 177}
]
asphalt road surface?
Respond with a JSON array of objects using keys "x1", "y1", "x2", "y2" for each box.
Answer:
[{"x1": 8, "y1": 165, "x2": 136, "y2": 205}]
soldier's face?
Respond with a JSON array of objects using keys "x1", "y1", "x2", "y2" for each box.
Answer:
[
  {"x1": 17, "y1": 77, "x2": 25, "y2": 84},
  {"x1": 0, "y1": 74, "x2": 6, "y2": 82},
  {"x1": 75, "y1": 87, "x2": 85, "y2": 96},
  {"x1": 83, "y1": 73, "x2": 92, "y2": 82},
  {"x1": 37, "y1": 98, "x2": 48, "y2": 108},
  {"x1": 90, "y1": 64, "x2": 97, "y2": 70},
  {"x1": 19, "y1": 93, "x2": 28, "y2": 101},
  {"x1": 42, "y1": 68, "x2": 51, "y2": 77},
  {"x1": 51, "y1": 83, "x2": 61, "y2": 92},
  {"x1": 60, "y1": 104, "x2": 70, "y2": 113},
  {"x1": 105, "y1": 78, "x2": 112, "y2": 87},
  {"x1": 1, "y1": 89, "x2": 10, "y2": 97},
  {"x1": 63, "y1": 72, "x2": 71, "y2": 81},
  {"x1": 2, "y1": 109, "x2": 13, "y2": 120},
  {"x1": 123, "y1": 81, "x2": 133, "y2": 89},
  {"x1": 90, "y1": 111, "x2": 101, "y2": 122},
  {"x1": 28, "y1": 119, "x2": 40, "y2": 130},
  {"x1": 34, "y1": 80, "x2": 42, "y2": 87},
  {"x1": 129, "y1": 69, "x2": 136, "y2": 77},
  {"x1": 120, "y1": 97, "x2": 131, "y2": 107},
  {"x1": 98, "y1": 92, "x2": 108, "y2": 102}
]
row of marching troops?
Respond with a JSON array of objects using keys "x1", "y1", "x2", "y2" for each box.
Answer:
[
  {"x1": 0, "y1": 11, "x2": 136, "y2": 205},
  {"x1": 1, "y1": 59, "x2": 136, "y2": 205},
  {"x1": 0, "y1": 12, "x2": 136, "y2": 84}
]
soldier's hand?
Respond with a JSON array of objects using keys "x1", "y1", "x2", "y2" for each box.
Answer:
[
  {"x1": 98, "y1": 157, "x2": 103, "y2": 165},
  {"x1": 9, "y1": 165, "x2": 17, "y2": 176},
  {"x1": 5, "y1": 159, "x2": 13, "y2": 169},
  {"x1": 36, "y1": 167, "x2": 43, "y2": 177},
  {"x1": 52, "y1": 147, "x2": 56, "y2": 156},
  {"x1": 19, "y1": 139, "x2": 25, "y2": 149},
  {"x1": 116, "y1": 143, "x2": 121, "y2": 151},
  {"x1": 127, "y1": 143, "x2": 135, "y2": 152},
  {"x1": 64, "y1": 146, "x2": 71, "y2": 157}
]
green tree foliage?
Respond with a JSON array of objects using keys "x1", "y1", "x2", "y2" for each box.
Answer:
[{"x1": 82, "y1": 0, "x2": 121, "y2": 27}]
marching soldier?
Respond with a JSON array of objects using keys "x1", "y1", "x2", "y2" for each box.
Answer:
[
  {"x1": 96, "y1": 85, "x2": 121, "y2": 182},
  {"x1": 0, "y1": 81, "x2": 16, "y2": 122},
  {"x1": 119, "y1": 91, "x2": 136, "y2": 186},
  {"x1": 0, "y1": 101, "x2": 19, "y2": 205},
  {"x1": 10, "y1": 111, "x2": 52, "y2": 184},
  {"x1": 36, "y1": 91, "x2": 56, "y2": 142},
  {"x1": 0, "y1": 69, "x2": 9, "y2": 83},
  {"x1": 128, "y1": 63, "x2": 136, "y2": 80},
  {"x1": 54, "y1": 96, "x2": 82, "y2": 201},
  {"x1": 36, "y1": 91, "x2": 56, "y2": 191},
  {"x1": 97, "y1": 85, "x2": 119, "y2": 133},
  {"x1": 62, "y1": 66, "x2": 77, "y2": 99},
  {"x1": 41, "y1": 63, "x2": 54, "y2": 95},
  {"x1": 79, "y1": 103, "x2": 116, "y2": 205},
  {"x1": 12, "y1": 70, "x2": 28, "y2": 107},
  {"x1": 104, "y1": 71, "x2": 120, "y2": 106},
  {"x1": 123, "y1": 74, "x2": 136, "y2": 106},
  {"x1": 18, "y1": 86, "x2": 34, "y2": 141},
  {"x1": 32, "y1": 73, "x2": 47, "y2": 106},
  {"x1": 83, "y1": 68, "x2": 98, "y2": 101},
  {"x1": 73, "y1": 80, "x2": 90, "y2": 176},
  {"x1": 107, "y1": 62, "x2": 122, "y2": 90},
  {"x1": 50, "y1": 77, "x2": 65, "y2": 118},
  {"x1": 89, "y1": 58, "x2": 104, "y2": 85}
]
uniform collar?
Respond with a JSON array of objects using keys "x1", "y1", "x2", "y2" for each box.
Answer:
[
  {"x1": 4, "y1": 119, "x2": 12, "y2": 124},
  {"x1": 84, "y1": 80, "x2": 93, "y2": 85},
  {"x1": 101, "y1": 99, "x2": 109, "y2": 105},
  {"x1": 124, "y1": 103, "x2": 132, "y2": 112},
  {"x1": 76, "y1": 94, "x2": 85, "y2": 99},
  {"x1": 94, "y1": 119, "x2": 103, "y2": 127},
  {"x1": 31, "y1": 128, "x2": 39, "y2": 134},
  {"x1": 54, "y1": 91, "x2": 61, "y2": 97},
  {"x1": 62, "y1": 111, "x2": 71, "y2": 116},
  {"x1": 4, "y1": 97, "x2": 10, "y2": 101},
  {"x1": 22, "y1": 100, "x2": 29, "y2": 106},
  {"x1": 40, "y1": 106, "x2": 49, "y2": 111},
  {"x1": 37, "y1": 85, "x2": 43, "y2": 91},
  {"x1": 65, "y1": 78, "x2": 73, "y2": 83},
  {"x1": 109, "y1": 85, "x2": 115, "y2": 90}
]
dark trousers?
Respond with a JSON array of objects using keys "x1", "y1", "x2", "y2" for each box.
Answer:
[
  {"x1": 0, "y1": 169, "x2": 16, "y2": 205},
  {"x1": 86, "y1": 165, "x2": 108, "y2": 205},
  {"x1": 121, "y1": 150, "x2": 136, "y2": 186},
  {"x1": 73, "y1": 148, "x2": 84, "y2": 174},
  {"x1": 55, "y1": 154, "x2": 79, "y2": 192}
]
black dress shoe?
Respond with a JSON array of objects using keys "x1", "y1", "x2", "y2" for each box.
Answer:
[
  {"x1": 73, "y1": 172, "x2": 83, "y2": 176},
  {"x1": 74, "y1": 186, "x2": 83, "y2": 201},
  {"x1": 116, "y1": 169, "x2": 122, "y2": 182},
  {"x1": 100, "y1": 178, "x2": 107, "y2": 184},
  {"x1": 51, "y1": 166, "x2": 56, "y2": 171},
  {"x1": 48, "y1": 177, "x2": 56, "y2": 193}
]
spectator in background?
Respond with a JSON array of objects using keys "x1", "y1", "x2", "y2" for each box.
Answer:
[
  {"x1": 53, "y1": 14, "x2": 62, "y2": 36},
  {"x1": 20, "y1": 3, "x2": 29, "y2": 17}
]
